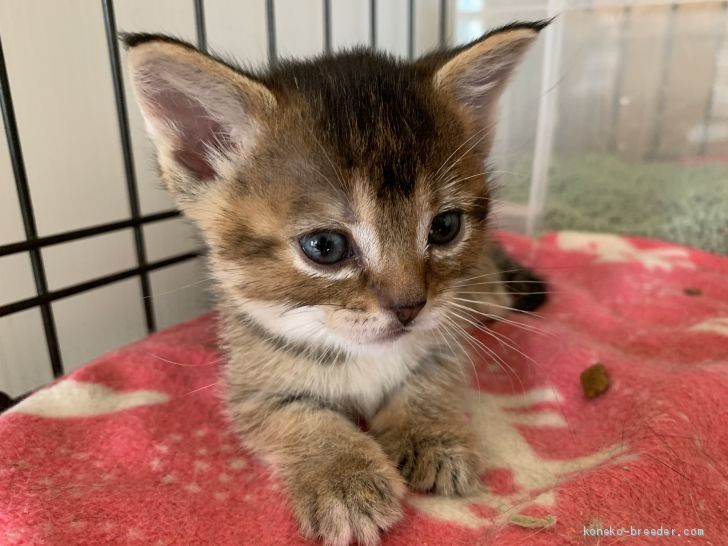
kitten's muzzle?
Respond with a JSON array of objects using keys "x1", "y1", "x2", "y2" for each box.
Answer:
[{"x1": 390, "y1": 300, "x2": 426, "y2": 327}]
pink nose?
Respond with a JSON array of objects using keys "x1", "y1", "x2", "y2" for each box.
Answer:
[{"x1": 390, "y1": 301, "x2": 426, "y2": 326}]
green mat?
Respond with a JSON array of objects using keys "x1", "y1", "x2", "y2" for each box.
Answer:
[{"x1": 497, "y1": 154, "x2": 728, "y2": 256}]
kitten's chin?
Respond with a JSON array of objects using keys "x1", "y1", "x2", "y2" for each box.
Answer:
[
  {"x1": 353, "y1": 327, "x2": 407, "y2": 346},
  {"x1": 325, "y1": 329, "x2": 402, "y2": 349},
  {"x1": 373, "y1": 329, "x2": 407, "y2": 343}
]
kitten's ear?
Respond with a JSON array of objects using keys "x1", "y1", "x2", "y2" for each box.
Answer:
[
  {"x1": 124, "y1": 34, "x2": 275, "y2": 194},
  {"x1": 430, "y1": 21, "x2": 548, "y2": 144}
]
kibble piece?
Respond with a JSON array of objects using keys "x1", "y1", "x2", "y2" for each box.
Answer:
[
  {"x1": 580, "y1": 363, "x2": 609, "y2": 399},
  {"x1": 683, "y1": 287, "x2": 702, "y2": 297}
]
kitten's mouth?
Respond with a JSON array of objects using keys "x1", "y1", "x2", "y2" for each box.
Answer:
[
  {"x1": 339, "y1": 325, "x2": 410, "y2": 346},
  {"x1": 370, "y1": 327, "x2": 407, "y2": 343}
]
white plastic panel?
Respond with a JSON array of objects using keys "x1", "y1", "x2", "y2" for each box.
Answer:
[
  {"x1": 115, "y1": 0, "x2": 197, "y2": 215},
  {"x1": 0, "y1": 309, "x2": 53, "y2": 397},
  {"x1": 150, "y1": 259, "x2": 212, "y2": 330},
  {"x1": 42, "y1": 229, "x2": 137, "y2": 291},
  {"x1": 143, "y1": 217, "x2": 202, "y2": 263},
  {"x1": 0, "y1": 0, "x2": 130, "y2": 236},
  {"x1": 53, "y1": 279, "x2": 147, "y2": 373}
]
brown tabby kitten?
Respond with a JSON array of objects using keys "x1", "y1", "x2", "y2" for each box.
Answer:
[{"x1": 125, "y1": 21, "x2": 547, "y2": 545}]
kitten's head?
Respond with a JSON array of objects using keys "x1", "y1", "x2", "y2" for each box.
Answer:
[{"x1": 125, "y1": 23, "x2": 544, "y2": 355}]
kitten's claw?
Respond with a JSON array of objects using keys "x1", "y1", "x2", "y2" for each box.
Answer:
[{"x1": 289, "y1": 454, "x2": 405, "y2": 546}]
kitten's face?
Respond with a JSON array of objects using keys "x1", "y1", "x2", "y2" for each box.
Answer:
[
  {"x1": 125, "y1": 25, "x2": 542, "y2": 354},
  {"x1": 202, "y1": 87, "x2": 489, "y2": 350}
]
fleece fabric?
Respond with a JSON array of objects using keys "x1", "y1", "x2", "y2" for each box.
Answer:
[{"x1": 1, "y1": 231, "x2": 727, "y2": 545}]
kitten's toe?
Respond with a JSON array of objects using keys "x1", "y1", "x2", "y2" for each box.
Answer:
[
  {"x1": 289, "y1": 454, "x2": 405, "y2": 545},
  {"x1": 384, "y1": 430, "x2": 481, "y2": 496}
]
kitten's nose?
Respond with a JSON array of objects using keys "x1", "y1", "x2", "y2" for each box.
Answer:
[{"x1": 391, "y1": 301, "x2": 426, "y2": 327}]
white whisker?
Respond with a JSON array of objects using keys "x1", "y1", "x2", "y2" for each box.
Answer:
[
  {"x1": 452, "y1": 297, "x2": 546, "y2": 319},
  {"x1": 443, "y1": 311, "x2": 522, "y2": 393},
  {"x1": 449, "y1": 304, "x2": 543, "y2": 372},
  {"x1": 447, "y1": 301, "x2": 552, "y2": 338},
  {"x1": 440, "y1": 315, "x2": 483, "y2": 394}
]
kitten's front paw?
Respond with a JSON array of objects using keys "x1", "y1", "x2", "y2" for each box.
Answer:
[
  {"x1": 289, "y1": 453, "x2": 405, "y2": 546},
  {"x1": 378, "y1": 429, "x2": 481, "y2": 496}
]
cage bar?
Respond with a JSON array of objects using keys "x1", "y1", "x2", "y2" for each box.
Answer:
[
  {"x1": 408, "y1": 0, "x2": 415, "y2": 59},
  {"x1": 0, "y1": 36, "x2": 64, "y2": 377},
  {"x1": 266, "y1": 0, "x2": 278, "y2": 65},
  {"x1": 0, "y1": 210, "x2": 180, "y2": 258},
  {"x1": 439, "y1": 0, "x2": 447, "y2": 48},
  {"x1": 0, "y1": 252, "x2": 200, "y2": 319},
  {"x1": 194, "y1": 0, "x2": 208, "y2": 52},
  {"x1": 526, "y1": 0, "x2": 565, "y2": 235},
  {"x1": 102, "y1": 0, "x2": 157, "y2": 334},
  {"x1": 370, "y1": 0, "x2": 377, "y2": 48},
  {"x1": 323, "y1": 0, "x2": 332, "y2": 53}
]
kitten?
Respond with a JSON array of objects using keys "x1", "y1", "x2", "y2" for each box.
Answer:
[{"x1": 124, "y1": 21, "x2": 547, "y2": 546}]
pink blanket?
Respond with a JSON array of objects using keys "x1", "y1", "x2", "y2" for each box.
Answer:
[{"x1": 2, "y1": 231, "x2": 727, "y2": 545}]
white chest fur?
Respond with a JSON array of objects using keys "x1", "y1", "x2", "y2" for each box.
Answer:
[{"x1": 302, "y1": 341, "x2": 428, "y2": 418}]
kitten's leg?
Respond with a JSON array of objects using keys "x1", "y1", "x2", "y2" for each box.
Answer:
[
  {"x1": 229, "y1": 396, "x2": 405, "y2": 546},
  {"x1": 369, "y1": 362, "x2": 480, "y2": 496}
]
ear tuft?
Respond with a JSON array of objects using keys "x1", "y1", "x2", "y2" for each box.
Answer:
[
  {"x1": 125, "y1": 36, "x2": 275, "y2": 190},
  {"x1": 432, "y1": 20, "x2": 548, "y2": 141},
  {"x1": 120, "y1": 32, "x2": 195, "y2": 50}
]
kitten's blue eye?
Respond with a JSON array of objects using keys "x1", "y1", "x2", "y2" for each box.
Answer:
[
  {"x1": 300, "y1": 231, "x2": 349, "y2": 265},
  {"x1": 428, "y1": 211, "x2": 461, "y2": 245}
]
